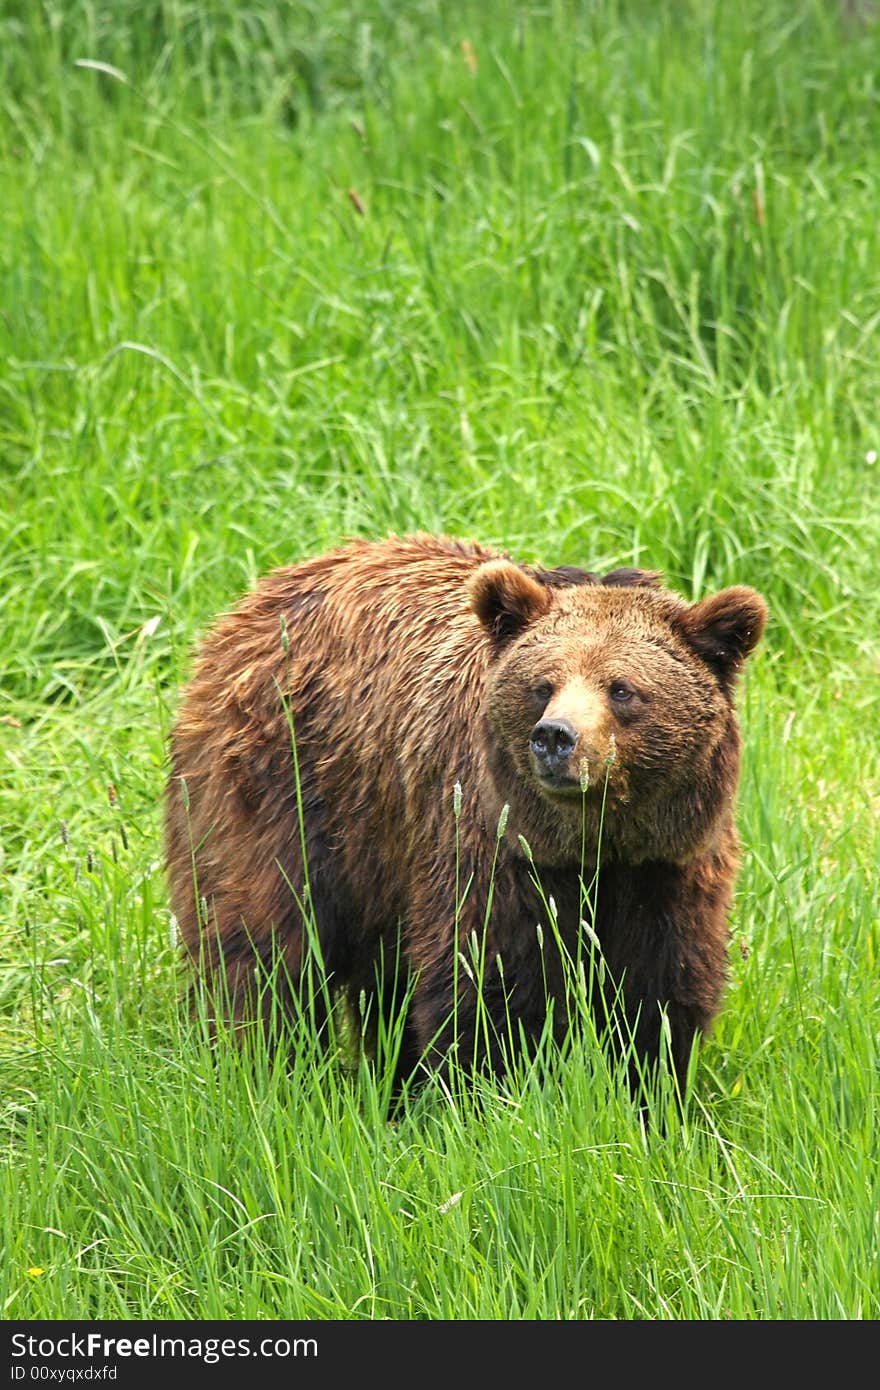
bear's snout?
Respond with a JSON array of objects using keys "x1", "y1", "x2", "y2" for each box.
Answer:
[{"x1": 530, "y1": 718, "x2": 579, "y2": 769}]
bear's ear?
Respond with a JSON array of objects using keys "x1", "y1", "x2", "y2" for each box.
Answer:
[
  {"x1": 469, "y1": 561, "x2": 552, "y2": 645},
  {"x1": 685, "y1": 586, "x2": 768, "y2": 687}
]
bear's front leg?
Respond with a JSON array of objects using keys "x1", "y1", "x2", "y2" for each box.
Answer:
[
  {"x1": 407, "y1": 943, "x2": 518, "y2": 1083},
  {"x1": 593, "y1": 856, "x2": 733, "y2": 1092},
  {"x1": 403, "y1": 849, "x2": 575, "y2": 1084}
]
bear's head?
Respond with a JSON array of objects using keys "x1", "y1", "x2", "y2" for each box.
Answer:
[{"x1": 469, "y1": 560, "x2": 767, "y2": 866}]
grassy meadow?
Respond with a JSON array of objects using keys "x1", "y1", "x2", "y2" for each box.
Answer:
[{"x1": 1, "y1": 0, "x2": 879, "y2": 1320}]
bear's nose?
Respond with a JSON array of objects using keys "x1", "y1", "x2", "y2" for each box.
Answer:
[{"x1": 530, "y1": 718, "x2": 579, "y2": 765}]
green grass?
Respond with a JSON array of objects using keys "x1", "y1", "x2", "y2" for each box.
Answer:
[{"x1": 2, "y1": 0, "x2": 879, "y2": 1320}]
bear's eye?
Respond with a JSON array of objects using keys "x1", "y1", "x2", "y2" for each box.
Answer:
[
  {"x1": 531, "y1": 679, "x2": 554, "y2": 708},
  {"x1": 609, "y1": 679, "x2": 637, "y2": 704}
]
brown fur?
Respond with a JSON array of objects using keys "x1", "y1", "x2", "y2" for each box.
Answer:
[{"x1": 165, "y1": 534, "x2": 767, "y2": 1089}]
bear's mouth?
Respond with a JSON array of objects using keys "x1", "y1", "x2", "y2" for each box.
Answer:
[{"x1": 534, "y1": 772, "x2": 586, "y2": 801}]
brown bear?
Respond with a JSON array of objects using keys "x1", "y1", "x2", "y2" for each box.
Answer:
[{"x1": 165, "y1": 533, "x2": 767, "y2": 1092}]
